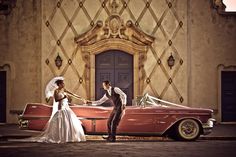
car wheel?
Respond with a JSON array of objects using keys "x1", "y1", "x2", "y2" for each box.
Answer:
[{"x1": 176, "y1": 119, "x2": 200, "y2": 141}]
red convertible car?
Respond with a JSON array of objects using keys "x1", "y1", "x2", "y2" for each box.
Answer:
[{"x1": 18, "y1": 93, "x2": 215, "y2": 141}]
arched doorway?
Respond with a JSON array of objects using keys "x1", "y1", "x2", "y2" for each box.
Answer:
[
  {"x1": 95, "y1": 50, "x2": 133, "y2": 105},
  {"x1": 75, "y1": 14, "x2": 154, "y2": 100}
]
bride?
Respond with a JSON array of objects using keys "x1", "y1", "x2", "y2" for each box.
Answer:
[{"x1": 28, "y1": 77, "x2": 86, "y2": 143}]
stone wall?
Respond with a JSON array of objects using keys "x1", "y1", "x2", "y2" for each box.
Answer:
[
  {"x1": 189, "y1": 0, "x2": 236, "y2": 121},
  {"x1": 0, "y1": 0, "x2": 41, "y2": 123}
]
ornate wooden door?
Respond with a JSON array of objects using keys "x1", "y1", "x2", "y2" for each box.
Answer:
[
  {"x1": 221, "y1": 71, "x2": 236, "y2": 122},
  {"x1": 0, "y1": 71, "x2": 6, "y2": 123},
  {"x1": 95, "y1": 50, "x2": 133, "y2": 105}
]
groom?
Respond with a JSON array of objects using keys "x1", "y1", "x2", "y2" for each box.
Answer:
[{"x1": 85, "y1": 80, "x2": 127, "y2": 142}]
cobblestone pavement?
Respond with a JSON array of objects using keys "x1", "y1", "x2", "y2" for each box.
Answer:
[{"x1": 0, "y1": 140, "x2": 236, "y2": 157}]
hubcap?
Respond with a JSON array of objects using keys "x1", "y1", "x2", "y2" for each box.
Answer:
[{"x1": 179, "y1": 119, "x2": 199, "y2": 139}]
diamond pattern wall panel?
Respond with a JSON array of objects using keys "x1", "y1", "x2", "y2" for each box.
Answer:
[{"x1": 42, "y1": 0, "x2": 187, "y2": 104}]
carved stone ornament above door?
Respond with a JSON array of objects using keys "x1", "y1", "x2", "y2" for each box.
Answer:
[{"x1": 74, "y1": 13, "x2": 155, "y2": 100}]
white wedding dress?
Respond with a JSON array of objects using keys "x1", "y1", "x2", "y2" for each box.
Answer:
[
  {"x1": 40, "y1": 97, "x2": 86, "y2": 143},
  {"x1": 13, "y1": 76, "x2": 85, "y2": 143},
  {"x1": 26, "y1": 91, "x2": 86, "y2": 143}
]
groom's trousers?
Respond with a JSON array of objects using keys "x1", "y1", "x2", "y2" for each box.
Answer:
[{"x1": 107, "y1": 105, "x2": 124, "y2": 140}]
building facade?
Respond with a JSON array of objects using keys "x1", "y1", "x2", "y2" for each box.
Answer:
[{"x1": 0, "y1": 0, "x2": 236, "y2": 123}]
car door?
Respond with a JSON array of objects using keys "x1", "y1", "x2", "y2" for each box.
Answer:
[{"x1": 117, "y1": 106, "x2": 157, "y2": 134}]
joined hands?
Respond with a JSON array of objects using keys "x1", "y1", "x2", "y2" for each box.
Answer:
[
  {"x1": 64, "y1": 89, "x2": 93, "y2": 105},
  {"x1": 83, "y1": 99, "x2": 92, "y2": 105}
]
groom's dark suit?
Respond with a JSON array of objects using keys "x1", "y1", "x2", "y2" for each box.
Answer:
[
  {"x1": 105, "y1": 87, "x2": 125, "y2": 141},
  {"x1": 91, "y1": 86, "x2": 126, "y2": 142}
]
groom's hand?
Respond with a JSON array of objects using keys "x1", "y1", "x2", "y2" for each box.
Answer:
[{"x1": 83, "y1": 99, "x2": 92, "y2": 105}]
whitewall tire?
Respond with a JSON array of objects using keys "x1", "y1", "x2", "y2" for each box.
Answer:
[{"x1": 176, "y1": 119, "x2": 200, "y2": 141}]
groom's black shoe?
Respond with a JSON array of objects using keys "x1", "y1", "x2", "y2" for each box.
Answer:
[
  {"x1": 102, "y1": 136, "x2": 116, "y2": 142},
  {"x1": 107, "y1": 136, "x2": 116, "y2": 142},
  {"x1": 108, "y1": 138, "x2": 116, "y2": 142}
]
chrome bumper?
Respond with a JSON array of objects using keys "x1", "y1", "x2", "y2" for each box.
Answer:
[{"x1": 202, "y1": 118, "x2": 216, "y2": 135}]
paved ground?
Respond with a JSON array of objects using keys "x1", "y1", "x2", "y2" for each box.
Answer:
[
  {"x1": 1, "y1": 124, "x2": 236, "y2": 157},
  {"x1": 1, "y1": 140, "x2": 236, "y2": 157},
  {"x1": 1, "y1": 123, "x2": 236, "y2": 140}
]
